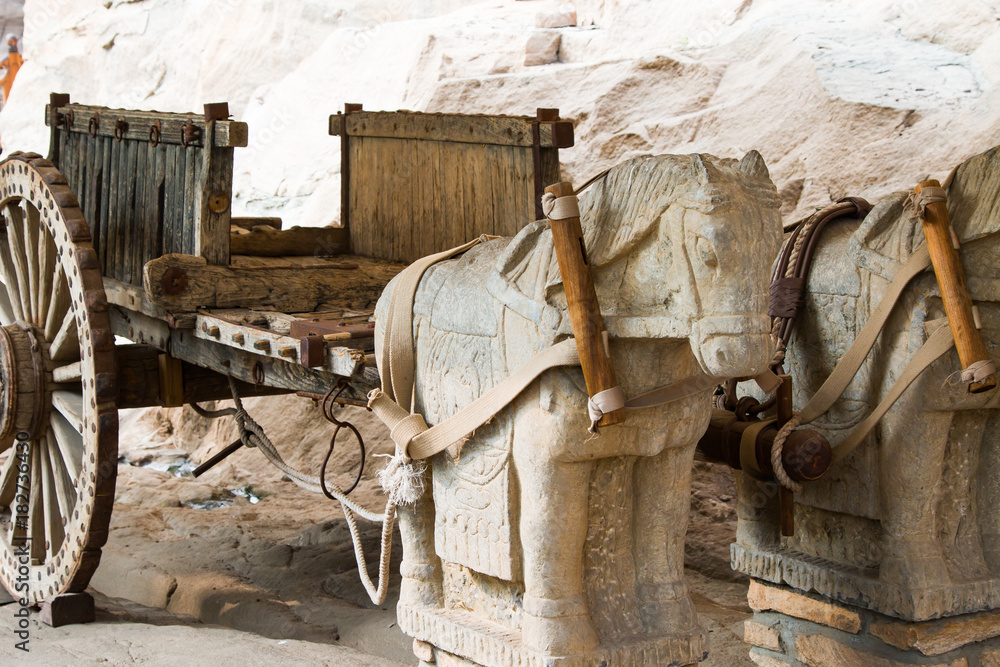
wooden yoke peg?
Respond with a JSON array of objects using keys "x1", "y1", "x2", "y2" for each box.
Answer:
[
  {"x1": 915, "y1": 180, "x2": 997, "y2": 393},
  {"x1": 544, "y1": 181, "x2": 626, "y2": 429},
  {"x1": 776, "y1": 374, "x2": 795, "y2": 537}
]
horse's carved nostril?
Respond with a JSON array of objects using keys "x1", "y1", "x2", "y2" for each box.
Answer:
[
  {"x1": 696, "y1": 237, "x2": 718, "y2": 268},
  {"x1": 715, "y1": 348, "x2": 729, "y2": 366}
]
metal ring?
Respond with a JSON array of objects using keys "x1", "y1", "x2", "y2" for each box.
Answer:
[
  {"x1": 113, "y1": 116, "x2": 127, "y2": 142},
  {"x1": 148, "y1": 120, "x2": 161, "y2": 147},
  {"x1": 252, "y1": 361, "x2": 265, "y2": 386},
  {"x1": 88, "y1": 114, "x2": 100, "y2": 138},
  {"x1": 62, "y1": 111, "x2": 74, "y2": 132}
]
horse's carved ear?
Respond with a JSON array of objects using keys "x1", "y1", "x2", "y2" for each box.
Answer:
[
  {"x1": 737, "y1": 150, "x2": 769, "y2": 181},
  {"x1": 691, "y1": 154, "x2": 713, "y2": 184}
]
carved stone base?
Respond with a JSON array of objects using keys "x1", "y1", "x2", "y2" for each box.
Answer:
[
  {"x1": 742, "y1": 579, "x2": 1000, "y2": 666},
  {"x1": 732, "y1": 543, "x2": 1000, "y2": 622},
  {"x1": 399, "y1": 602, "x2": 708, "y2": 667}
]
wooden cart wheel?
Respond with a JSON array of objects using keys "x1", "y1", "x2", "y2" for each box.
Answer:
[{"x1": 0, "y1": 153, "x2": 117, "y2": 603}]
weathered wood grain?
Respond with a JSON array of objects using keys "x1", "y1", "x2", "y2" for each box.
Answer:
[
  {"x1": 143, "y1": 253, "x2": 403, "y2": 313},
  {"x1": 343, "y1": 110, "x2": 573, "y2": 148},
  {"x1": 343, "y1": 111, "x2": 566, "y2": 263},
  {"x1": 229, "y1": 225, "x2": 348, "y2": 257},
  {"x1": 45, "y1": 103, "x2": 248, "y2": 148},
  {"x1": 195, "y1": 121, "x2": 233, "y2": 266}
]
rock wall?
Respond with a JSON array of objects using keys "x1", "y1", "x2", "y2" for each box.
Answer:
[{"x1": 1, "y1": 0, "x2": 997, "y2": 229}]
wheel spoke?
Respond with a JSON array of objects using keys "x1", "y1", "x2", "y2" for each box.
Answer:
[
  {"x1": 38, "y1": 438, "x2": 65, "y2": 557},
  {"x1": 0, "y1": 449, "x2": 18, "y2": 508},
  {"x1": 50, "y1": 411, "x2": 84, "y2": 483},
  {"x1": 52, "y1": 361, "x2": 83, "y2": 384},
  {"x1": 0, "y1": 231, "x2": 24, "y2": 322},
  {"x1": 0, "y1": 285, "x2": 15, "y2": 325},
  {"x1": 35, "y1": 211, "x2": 55, "y2": 328},
  {"x1": 4, "y1": 203, "x2": 33, "y2": 322},
  {"x1": 22, "y1": 203, "x2": 40, "y2": 324},
  {"x1": 44, "y1": 269, "x2": 70, "y2": 341},
  {"x1": 50, "y1": 308, "x2": 79, "y2": 363},
  {"x1": 28, "y1": 443, "x2": 45, "y2": 563},
  {"x1": 52, "y1": 391, "x2": 85, "y2": 436},
  {"x1": 45, "y1": 431, "x2": 75, "y2": 522}
]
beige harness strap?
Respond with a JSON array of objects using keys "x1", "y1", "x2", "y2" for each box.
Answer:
[
  {"x1": 381, "y1": 236, "x2": 495, "y2": 410},
  {"x1": 797, "y1": 244, "x2": 932, "y2": 424},
  {"x1": 371, "y1": 339, "x2": 581, "y2": 459},
  {"x1": 830, "y1": 321, "x2": 954, "y2": 463}
]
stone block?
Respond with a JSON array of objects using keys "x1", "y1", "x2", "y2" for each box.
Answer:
[
  {"x1": 870, "y1": 609, "x2": 1000, "y2": 655},
  {"x1": 749, "y1": 647, "x2": 793, "y2": 667},
  {"x1": 524, "y1": 31, "x2": 560, "y2": 66},
  {"x1": 744, "y1": 619, "x2": 782, "y2": 651},
  {"x1": 536, "y1": 9, "x2": 577, "y2": 28},
  {"x1": 748, "y1": 581, "x2": 861, "y2": 634},
  {"x1": 981, "y1": 647, "x2": 1000, "y2": 667},
  {"x1": 413, "y1": 639, "x2": 434, "y2": 662},
  {"x1": 795, "y1": 634, "x2": 968, "y2": 667}
]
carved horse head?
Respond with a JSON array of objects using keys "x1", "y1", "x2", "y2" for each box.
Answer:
[{"x1": 577, "y1": 151, "x2": 782, "y2": 378}]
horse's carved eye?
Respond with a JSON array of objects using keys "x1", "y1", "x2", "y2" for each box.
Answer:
[{"x1": 696, "y1": 237, "x2": 718, "y2": 268}]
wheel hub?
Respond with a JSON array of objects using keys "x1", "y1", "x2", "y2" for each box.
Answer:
[{"x1": 0, "y1": 323, "x2": 51, "y2": 446}]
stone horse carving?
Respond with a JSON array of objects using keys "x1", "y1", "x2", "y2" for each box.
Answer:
[
  {"x1": 733, "y1": 144, "x2": 1000, "y2": 622},
  {"x1": 375, "y1": 152, "x2": 782, "y2": 664}
]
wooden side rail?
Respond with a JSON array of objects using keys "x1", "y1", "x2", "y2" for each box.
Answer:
[
  {"x1": 332, "y1": 104, "x2": 574, "y2": 263},
  {"x1": 45, "y1": 93, "x2": 247, "y2": 285}
]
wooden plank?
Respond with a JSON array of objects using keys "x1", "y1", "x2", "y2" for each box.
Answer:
[
  {"x1": 147, "y1": 143, "x2": 166, "y2": 279},
  {"x1": 194, "y1": 121, "x2": 232, "y2": 266},
  {"x1": 343, "y1": 111, "x2": 572, "y2": 148},
  {"x1": 168, "y1": 327, "x2": 374, "y2": 401},
  {"x1": 182, "y1": 143, "x2": 198, "y2": 256},
  {"x1": 162, "y1": 144, "x2": 179, "y2": 255},
  {"x1": 104, "y1": 278, "x2": 196, "y2": 329},
  {"x1": 191, "y1": 312, "x2": 368, "y2": 375},
  {"x1": 97, "y1": 136, "x2": 112, "y2": 273},
  {"x1": 45, "y1": 103, "x2": 248, "y2": 148},
  {"x1": 231, "y1": 217, "x2": 282, "y2": 232},
  {"x1": 143, "y1": 253, "x2": 402, "y2": 313},
  {"x1": 121, "y1": 138, "x2": 139, "y2": 285},
  {"x1": 106, "y1": 139, "x2": 122, "y2": 281},
  {"x1": 230, "y1": 225, "x2": 348, "y2": 257}
]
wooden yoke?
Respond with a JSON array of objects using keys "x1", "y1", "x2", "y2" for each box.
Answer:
[
  {"x1": 915, "y1": 179, "x2": 997, "y2": 393},
  {"x1": 544, "y1": 181, "x2": 626, "y2": 427}
]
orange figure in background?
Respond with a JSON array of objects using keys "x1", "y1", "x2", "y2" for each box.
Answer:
[{"x1": 1, "y1": 34, "x2": 24, "y2": 106}]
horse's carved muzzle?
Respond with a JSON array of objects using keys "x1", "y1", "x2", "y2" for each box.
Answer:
[{"x1": 691, "y1": 315, "x2": 773, "y2": 378}]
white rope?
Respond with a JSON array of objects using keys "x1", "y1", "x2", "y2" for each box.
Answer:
[
  {"x1": 961, "y1": 359, "x2": 997, "y2": 385},
  {"x1": 587, "y1": 385, "x2": 625, "y2": 433},
  {"x1": 226, "y1": 376, "x2": 397, "y2": 604},
  {"x1": 540, "y1": 192, "x2": 581, "y2": 220}
]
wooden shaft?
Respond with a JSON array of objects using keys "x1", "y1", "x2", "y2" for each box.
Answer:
[
  {"x1": 916, "y1": 180, "x2": 997, "y2": 393},
  {"x1": 776, "y1": 375, "x2": 794, "y2": 537},
  {"x1": 545, "y1": 181, "x2": 625, "y2": 427}
]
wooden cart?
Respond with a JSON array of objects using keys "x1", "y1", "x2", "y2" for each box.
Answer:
[{"x1": 0, "y1": 93, "x2": 573, "y2": 606}]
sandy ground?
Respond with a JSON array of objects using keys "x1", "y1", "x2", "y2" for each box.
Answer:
[{"x1": 0, "y1": 398, "x2": 754, "y2": 666}]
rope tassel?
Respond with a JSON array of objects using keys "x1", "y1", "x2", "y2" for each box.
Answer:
[{"x1": 376, "y1": 453, "x2": 426, "y2": 506}]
